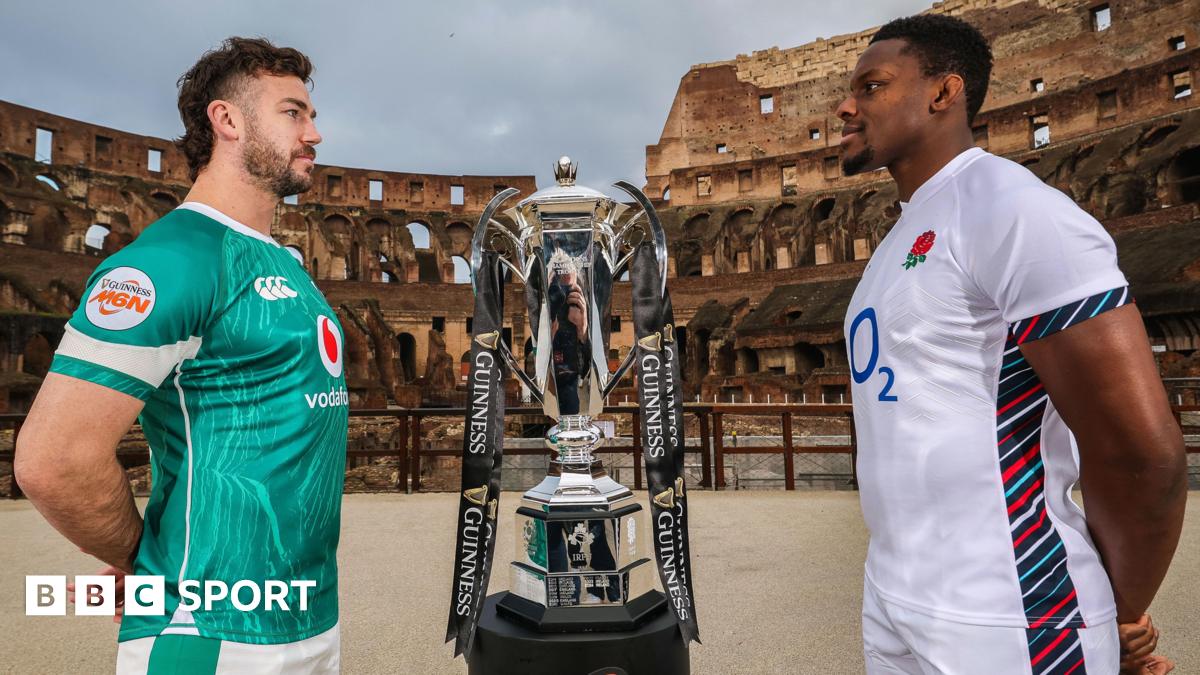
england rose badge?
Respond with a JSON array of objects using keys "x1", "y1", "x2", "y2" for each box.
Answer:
[{"x1": 902, "y1": 230, "x2": 936, "y2": 270}]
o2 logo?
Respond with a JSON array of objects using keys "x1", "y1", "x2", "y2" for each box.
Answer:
[{"x1": 848, "y1": 307, "x2": 898, "y2": 403}]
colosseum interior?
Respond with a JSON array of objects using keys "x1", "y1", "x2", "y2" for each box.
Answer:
[{"x1": 0, "y1": 0, "x2": 1197, "y2": 447}]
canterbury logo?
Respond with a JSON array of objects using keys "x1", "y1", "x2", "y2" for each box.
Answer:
[{"x1": 254, "y1": 276, "x2": 298, "y2": 300}]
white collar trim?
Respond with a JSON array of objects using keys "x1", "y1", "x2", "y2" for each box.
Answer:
[
  {"x1": 902, "y1": 147, "x2": 987, "y2": 211},
  {"x1": 177, "y1": 201, "x2": 281, "y2": 247}
]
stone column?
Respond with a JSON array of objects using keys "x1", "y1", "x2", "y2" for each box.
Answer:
[{"x1": 2, "y1": 211, "x2": 31, "y2": 245}]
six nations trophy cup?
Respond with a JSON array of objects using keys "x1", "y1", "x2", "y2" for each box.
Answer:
[{"x1": 446, "y1": 157, "x2": 699, "y2": 674}]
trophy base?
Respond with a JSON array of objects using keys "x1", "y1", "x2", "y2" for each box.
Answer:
[
  {"x1": 495, "y1": 588, "x2": 666, "y2": 633},
  {"x1": 471, "y1": 593, "x2": 689, "y2": 675}
]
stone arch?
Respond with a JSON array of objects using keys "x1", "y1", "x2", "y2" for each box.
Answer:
[
  {"x1": 150, "y1": 191, "x2": 179, "y2": 210},
  {"x1": 451, "y1": 255, "x2": 471, "y2": 284},
  {"x1": 1139, "y1": 123, "x2": 1179, "y2": 151},
  {"x1": 523, "y1": 337, "x2": 536, "y2": 376},
  {"x1": 84, "y1": 224, "x2": 111, "y2": 251},
  {"x1": 22, "y1": 332, "x2": 53, "y2": 377},
  {"x1": 460, "y1": 350, "x2": 472, "y2": 378},
  {"x1": 35, "y1": 174, "x2": 61, "y2": 192},
  {"x1": 397, "y1": 332, "x2": 417, "y2": 383},
  {"x1": 793, "y1": 342, "x2": 826, "y2": 379},
  {"x1": 407, "y1": 221, "x2": 431, "y2": 250},
  {"x1": 323, "y1": 213, "x2": 353, "y2": 234},
  {"x1": 0, "y1": 161, "x2": 16, "y2": 188},
  {"x1": 767, "y1": 203, "x2": 798, "y2": 230},
  {"x1": 378, "y1": 252, "x2": 402, "y2": 283},
  {"x1": 1100, "y1": 173, "x2": 1148, "y2": 218},
  {"x1": 682, "y1": 212, "x2": 711, "y2": 240},
  {"x1": 675, "y1": 241, "x2": 703, "y2": 277},
  {"x1": 366, "y1": 217, "x2": 393, "y2": 244},
  {"x1": 763, "y1": 203, "x2": 799, "y2": 270},
  {"x1": 813, "y1": 197, "x2": 836, "y2": 222},
  {"x1": 735, "y1": 346, "x2": 759, "y2": 375},
  {"x1": 1168, "y1": 146, "x2": 1200, "y2": 205},
  {"x1": 27, "y1": 204, "x2": 73, "y2": 251},
  {"x1": 690, "y1": 328, "x2": 712, "y2": 381},
  {"x1": 445, "y1": 221, "x2": 473, "y2": 256},
  {"x1": 416, "y1": 252, "x2": 441, "y2": 283},
  {"x1": 720, "y1": 208, "x2": 755, "y2": 273},
  {"x1": 323, "y1": 214, "x2": 355, "y2": 280}
]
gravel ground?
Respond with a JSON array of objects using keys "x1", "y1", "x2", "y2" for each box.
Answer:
[{"x1": 1, "y1": 492, "x2": 1196, "y2": 674}]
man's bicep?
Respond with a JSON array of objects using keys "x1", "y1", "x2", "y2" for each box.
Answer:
[
  {"x1": 20, "y1": 373, "x2": 144, "y2": 467},
  {"x1": 1018, "y1": 304, "x2": 1174, "y2": 461}
]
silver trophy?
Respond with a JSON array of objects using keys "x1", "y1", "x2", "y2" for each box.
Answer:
[{"x1": 470, "y1": 157, "x2": 668, "y2": 629}]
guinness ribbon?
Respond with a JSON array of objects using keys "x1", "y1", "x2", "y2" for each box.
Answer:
[
  {"x1": 446, "y1": 251, "x2": 508, "y2": 658},
  {"x1": 631, "y1": 242, "x2": 701, "y2": 645}
]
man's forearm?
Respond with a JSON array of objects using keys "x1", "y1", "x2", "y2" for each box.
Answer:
[
  {"x1": 1080, "y1": 436, "x2": 1187, "y2": 622},
  {"x1": 21, "y1": 453, "x2": 143, "y2": 572}
]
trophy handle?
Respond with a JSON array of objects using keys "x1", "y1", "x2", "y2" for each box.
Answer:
[
  {"x1": 470, "y1": 187, "x2": 522, "y2": 294},
  {"x1": 601, "y1": 348, "x2": 638, "y2": 399},
  {"x1": 496, "y1": 337, "x2": 543, "y2": 405},
  {"x1": 496, "y1": 254, "x2": 527, "y2": 284},
  {"x1": 612, "y1": 181, "x2": 668, "y2": 299},
  {"x1": 611, "y1": 247, "x2": 637, "y2": 280}
]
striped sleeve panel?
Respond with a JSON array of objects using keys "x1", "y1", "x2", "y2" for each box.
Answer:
[
  {"x1": 1009, "y1": 287, "x2": 1132, "y2": 346},
  {"x1": 995, "y1": 286, "x2": 1133, "y2": 638}
]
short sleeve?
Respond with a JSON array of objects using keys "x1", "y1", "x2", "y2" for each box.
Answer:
[
  {"x1": 49, "y1": 223, "x2": 222, "y2": 399},
  {"x1": 964, "y1": 184, "x2": 1128, "y2": 326}
]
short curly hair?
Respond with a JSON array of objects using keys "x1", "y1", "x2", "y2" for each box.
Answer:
[
  {"x1": 870, "y1": 14, "x2": 993, "y2": 123},
  {"x1": 175, "y1": 37, "x2": 313, "y2": 181}
]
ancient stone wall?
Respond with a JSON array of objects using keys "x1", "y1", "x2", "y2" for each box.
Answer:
[
  {"x1": 0, "y1": 99, "x2": 538, "y2": 405},
  {"x1": 1, "y1": 0, "x2": 1198, "y2": 412},
  {"x1": 645, "y1": 0, "x2": 1199, "y2": 206}
]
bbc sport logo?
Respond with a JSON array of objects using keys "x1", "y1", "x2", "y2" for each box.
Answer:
[{"x1": 25, "y1": 576, "x2": 315, "y2": 616}]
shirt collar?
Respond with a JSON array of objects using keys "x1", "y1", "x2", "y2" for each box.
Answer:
[
  {"x1": 177, "y1": 201, "x2": 281, "y2": 247},
  {"x1": 899, "y1": 147, "x2": 987, "y2": 211}
]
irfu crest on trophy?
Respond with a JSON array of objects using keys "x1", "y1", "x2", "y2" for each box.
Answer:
[{"x1": 446, "y1": 157, "x2": 699, "y2": 673}]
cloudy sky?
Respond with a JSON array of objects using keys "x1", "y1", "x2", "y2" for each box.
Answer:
[{"x1": 1, "y1": 0, "x2": 931, "y2": 191}]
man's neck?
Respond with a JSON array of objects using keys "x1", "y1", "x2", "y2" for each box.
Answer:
[
  {"x1": 184, "y1": 168, "x2": 277, "y2": 236},
  {"x1": 888, "y1": 127, "x2": 975, "y2": 203}
]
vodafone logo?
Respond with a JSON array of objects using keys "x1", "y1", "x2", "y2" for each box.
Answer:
[
  {"x1": 254, "y1": 276, "x2": 297, "y2": 301},
  {"x1": 316, "y1": 315, "x2": 343, "y2": 378},
  {"x1": 85, "y1": 267, "x2": 156, "y2": 330}
]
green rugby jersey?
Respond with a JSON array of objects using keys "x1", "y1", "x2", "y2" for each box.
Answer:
[{"x1": 50, "y1": 202, "x2": 347, "y2": 644}]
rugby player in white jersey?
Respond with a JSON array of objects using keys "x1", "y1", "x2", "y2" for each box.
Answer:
[{"x1": 835, "y1": 14, "x2": 1186, "y2": 675}]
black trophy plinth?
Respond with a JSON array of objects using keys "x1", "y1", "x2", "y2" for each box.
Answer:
[
  {"x1": 496, "y1": 588, "x2": 665, "y2": 633},
  {"x1": 469, "y1": 593, "x2": 690, "y2": 675}
]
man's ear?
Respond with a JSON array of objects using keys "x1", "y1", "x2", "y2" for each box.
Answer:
[
  {"x1": 207, "y1": 99, "x2": 241, "y2": 142},
  {"x1": 930, "y1": 73, "x2": 966, "y2": 115}
]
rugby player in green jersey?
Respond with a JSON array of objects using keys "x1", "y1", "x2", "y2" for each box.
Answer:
[{"x1": 16, "y1": 37, "x2": 347, "y2": 673}]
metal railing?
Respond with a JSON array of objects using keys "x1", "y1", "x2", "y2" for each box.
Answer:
[{"x1": 2, "y1": 404, "x2": 1197, "y2": 498}]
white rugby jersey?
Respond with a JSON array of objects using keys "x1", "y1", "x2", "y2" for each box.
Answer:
[{"x1": 846, "y1": 147, "x2": 1129, "y2": 630}]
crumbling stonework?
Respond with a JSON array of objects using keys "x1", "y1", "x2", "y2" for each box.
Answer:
[
  {"x1": 639, "y1": 0, "x2": 1200, "y2": 403},
  {"x1": 0, "y1": 0, "x2": 1197, "y2": 415}
]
